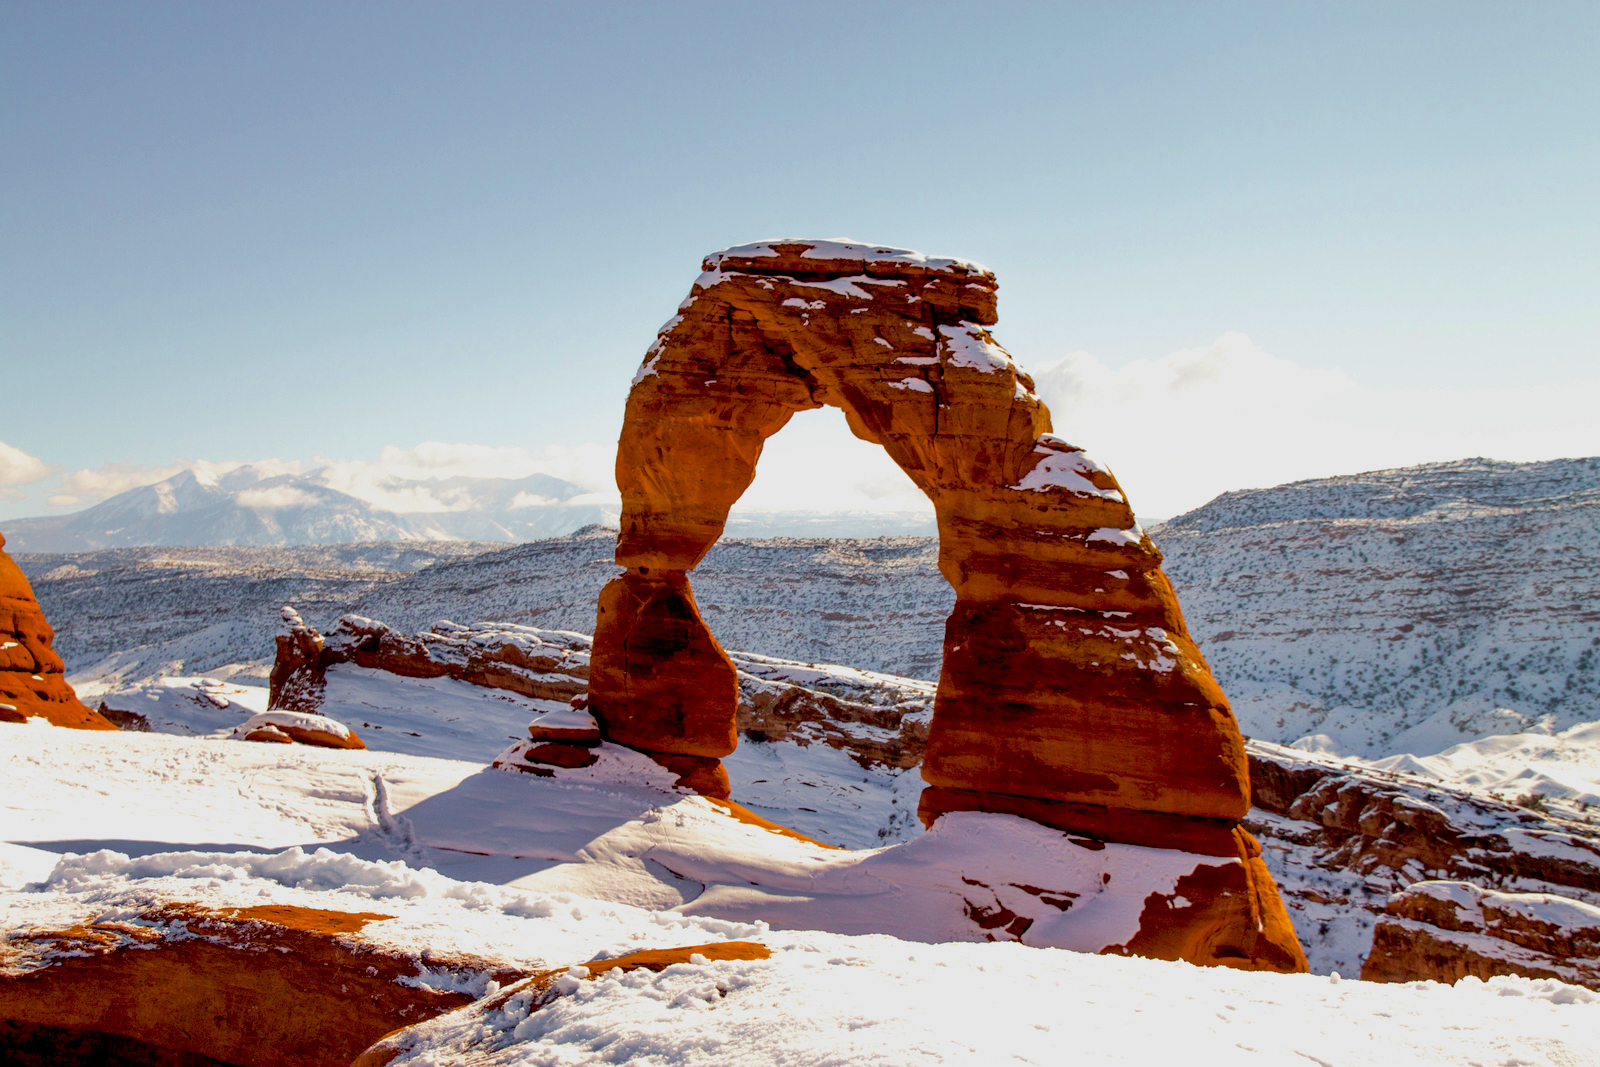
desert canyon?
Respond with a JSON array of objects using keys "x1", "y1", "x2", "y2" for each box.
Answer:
[{"x1": 3, "y1": 243, "x2": 1597, "y2": 1067}]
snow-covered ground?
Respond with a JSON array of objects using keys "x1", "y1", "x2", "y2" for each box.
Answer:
[
  {"x1": 0, "y1": 726, "x2": 1227, "y2": 949},
  {"x1": 77, "y1": 618, "x2": 1600, "y2": 984},
  {"x1": 3, "y1": 726, "x2": 1595, "y2": 1066},
  {"x1": 10, "y1": 455, "x2": 1600, "y2": 1060},
  {"x1": 1358, "y1": 722, "x2": 1600, "y2": 808}
]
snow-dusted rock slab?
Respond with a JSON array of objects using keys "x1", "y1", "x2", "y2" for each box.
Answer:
[
  {"x1": 235, "y1": 709, "x2": 365, "y2": 749},
  {"x1": 1363, "y1": 880, "x2": 1600, "y2": 989}
]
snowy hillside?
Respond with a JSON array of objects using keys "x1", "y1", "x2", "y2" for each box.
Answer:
[
  {"x1": 1154, "y1": 456, "x2": 1600, "y2": 756},
  {"x1": 20, "y1": 529, "x2": 953, "y2": 693},
  {"x1": 15, "y1": 540, "x2": 504, "y2": 691}
]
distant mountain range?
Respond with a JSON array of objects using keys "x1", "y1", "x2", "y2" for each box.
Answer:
[
  {"x1": 0, "y1": 466, "x2": 614, "y2": 552},
  {"x1": 0, "y1": 465, "x2": 941, "y2": 551}
]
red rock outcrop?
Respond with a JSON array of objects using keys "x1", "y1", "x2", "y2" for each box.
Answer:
[
  {"x1": 0, "y1": 901, "x2": 528, "y2": 1067},
  {"x1": 236, "y1": 710, "x2": 366, "y2": 749},
  {"x1": 1243, "y1": 741, "x2": 1600, "y2": 980},
  {"x1": 269, "y1": 609, "x2": 590, "y2": 712},
  {"x1": 586, "y1": 239, "x2": 1303, "y2": 972},
  {"x1": 1362, "y1": 881, "x2": 1600, "y2": 989},
  {"x1": 0, "y1": 530, "x2": 114, "y2": 730}
]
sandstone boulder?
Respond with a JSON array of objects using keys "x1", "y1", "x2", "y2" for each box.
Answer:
[
  {"x1": 585, "y1": 239, "x2": 1302, "y2": 972},
  {"x1": 235, "y1": 709, "x2": 365, "y2": 750},
  {"x1": 0, "y1": 530, "x2": 115, "y2": 730},
  {"x1": 243, "y1": 723, "x2": 295, "y2": 743}
]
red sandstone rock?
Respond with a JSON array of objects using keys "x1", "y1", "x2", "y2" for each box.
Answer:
[
  {"x1": 270, "y1": 611, "x2": 591, "y2": 713},
  {"x1": 0, "y1": 901, "x2": 527, "y2": 1067},
  {"x1": 585, "y1": 239, "x2": 1300, "y2": 972},
  {"x1": 271, "y1": 613, "x2": 932, "y2": 777},
  {"x1": 527, "y1": 706, "x2": 602, "y2": 744},
  {"x1": 0, "y1": 530, "x2": 115, "y2": 731},
  {"x1": 244, "y1": 723, "x2": 295, "y2": 743},
  {"x1": 589, "y1": 572, "x2": 739, "y2": 757},
  {"x1": 1114, "y1": 828, "x2": 1308, "y2": 972},
  {"x1": 1361, "y1": 881, "x2": 1600, "y2": 990},
  {"x1": 236, "y1": 710, "x2": 365, "y2": 750},
  {"x1": 516, "y1": 741, "x2": 601, "y2": 769}
]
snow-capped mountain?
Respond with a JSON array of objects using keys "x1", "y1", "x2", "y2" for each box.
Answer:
[{"x1": 0, "y1": 466, "x2": 611, "y2": 551}]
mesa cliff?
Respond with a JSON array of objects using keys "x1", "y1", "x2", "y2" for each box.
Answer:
[
  {"x1": 0, "y1": 530, "x2": 114, "y2": 730},
  {"x1": 585, "y1": 240, "x2": 1305, "y2": 972}
]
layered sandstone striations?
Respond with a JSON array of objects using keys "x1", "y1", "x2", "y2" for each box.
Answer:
[
  {"x1": 270, "y1": 608, "x2": 592, "y2": 713},
  {"x1": 1245, "y1": 740, "x2": 1600, "y2": 977},
  {"x1": 587, "y1": 240, "x2": 1302, "y2": 972},
  {"x1": 0, "y1": 531, "x2": 114, "y2": 730}
]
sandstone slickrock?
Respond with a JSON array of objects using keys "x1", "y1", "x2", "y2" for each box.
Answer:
[
  {"x1": 0, "y1": 901, "x2": 528, "y2": 1067},
  {"x1": 0, "y1": 530, "x2": 114, "y2": 730},
  {"x1": 585, "y1": 239, "x2": 1303, "y2": 972},
  {"x1": 1361, "y1": 881, "x2": 1600, "y2": 990}
]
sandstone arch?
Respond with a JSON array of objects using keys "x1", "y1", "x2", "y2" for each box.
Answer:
[{"x1": 588, "y1": 240, "x2": 1305, "y2": 971}]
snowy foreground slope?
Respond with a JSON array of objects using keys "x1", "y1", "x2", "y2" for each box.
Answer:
[
  {"x1": 3, "y1": 726, "x2": 1596, "y2": 1066},
  {"x1": 81, "y1": 617, "x2": 1600, "y2": 982}
]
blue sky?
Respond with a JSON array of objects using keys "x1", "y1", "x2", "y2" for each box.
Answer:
[{"x1": 3, "y1": 2, "x2": 1597, "y2": 521}]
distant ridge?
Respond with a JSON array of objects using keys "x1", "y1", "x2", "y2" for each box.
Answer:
[
  {"x1": 0, "y1": 466, "x2": 613, "y2": 551},
  {"x1": 1159, "y1": 456, "x2": 1600, "y2": 532},
  {"x1": 1152, "y1": 454, "x2": 1600, "y2": 756}
]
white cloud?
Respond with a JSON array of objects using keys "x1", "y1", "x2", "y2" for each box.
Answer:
[
  {"x1": 0, "y1": 440, "x2": 55, "y2": 488},
  {"x1": 57, "y1": 458, "x2": 303, "y2": 500},
  {"x1": 1027, "y1": 331, "x2": 1600, "y2": 520},
  {"x1": 40, "y1": 441, "x2": 620, "y2": 516},
  {"x1": 234, "y1": 486, "x2": 321, "y2": 509},
  {"x1": 311, "y1": 441, "x2": 617, "y2": 513}
]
